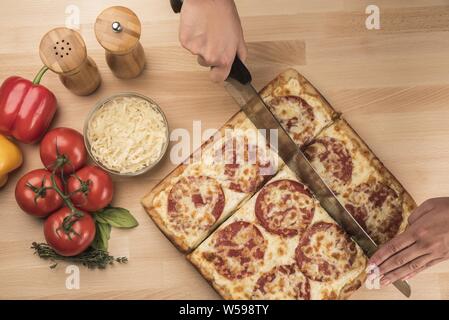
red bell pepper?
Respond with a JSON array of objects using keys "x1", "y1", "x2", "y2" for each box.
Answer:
[{"x1": 0, "y1": 67, "x2": 57, "y2": 144}]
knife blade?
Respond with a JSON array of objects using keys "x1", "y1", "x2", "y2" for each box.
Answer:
[{"x1": 224, "y1": 66, "x2": 411, "y2": 298}]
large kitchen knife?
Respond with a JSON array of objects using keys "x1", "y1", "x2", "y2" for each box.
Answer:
[{"x1": 170, "y1": 0, "x2": 411, "y2": 298}]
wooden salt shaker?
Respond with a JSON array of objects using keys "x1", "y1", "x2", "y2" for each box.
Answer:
[
  {"x1": 39, "y1": 27, "x2": 101, "y2": 96},
  {"x1": 95, "y1": 6, "x2": 146, "y2": 79}
]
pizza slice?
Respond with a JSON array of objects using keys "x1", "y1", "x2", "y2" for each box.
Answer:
[
  {"x1": 304, "y1": 119, "x2": 417, "y2": 244},
  {"x1": 260, "y1": 68, "x2": 337, "y2": 147},
  {"x1": 141, "y1": 112, "x2": 282, "y2": 252},
  {"x1": 188, "y1": 166, "x2": 367, "y2": 300}
]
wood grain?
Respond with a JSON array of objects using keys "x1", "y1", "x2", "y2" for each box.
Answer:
[{"x1": 0, "y1": 0, "x2": 449, "y2": 300}]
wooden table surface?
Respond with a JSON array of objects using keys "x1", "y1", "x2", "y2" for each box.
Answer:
[{"x1": 1, "y1": 0, "x2": 449, "y2": 300}]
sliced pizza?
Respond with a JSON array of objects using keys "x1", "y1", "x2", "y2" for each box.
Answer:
[
  {"x1": 142, "y1": 112, "x2": 282, "y2": 252},
  {"x1": 304, "y1": 119, "x2": 417, "y2": 244},
  {"x1": 260, "y1": 68, "x2": 337, "y2": 147},
  {"x1": 188, "y1": 166, "x2": 367, "y2": 300}
]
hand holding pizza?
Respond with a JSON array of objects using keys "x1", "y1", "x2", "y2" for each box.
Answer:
[
  {"x1": 369, "y1": 197, "x2": 449, "y2": 286},
  {"x1": 178, "y1": 0, "x2": 247, "y2": 82}
]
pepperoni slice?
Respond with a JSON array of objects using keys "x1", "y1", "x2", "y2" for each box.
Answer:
[
  {"x1": 255, "y1": 179, "x2": 314, "y2": 238},
  {"x1": 305, "y1": 137, "x2": 353, "y2": 189},
  {"x1": 252, "y1": 264, "x2": 310, "y2": 300},
  {"x1": 167, "y1": 176, "x2": 225, "y2": 236},
  {"x1": 268, "y1": 96, "x2": 316, "y2": 147},
  {"x1": 345, "y1": 182, "x2": 403, "y2": 244},
  {"x1": 203, "y1": 221, "x2": 267, "y2": 280},
  {"x1": 215, "y1": 136, "x2": 273, "y2": 193},
  {"x1": 296, "y1": 222, "x2": 358, "y2": 282}
]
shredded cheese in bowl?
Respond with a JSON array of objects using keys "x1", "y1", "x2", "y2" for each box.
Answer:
[{"x1": 85, "y1": 94, "x2": 169, "y2": 175}]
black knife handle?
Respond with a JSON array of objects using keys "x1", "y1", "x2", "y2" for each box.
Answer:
[
  {"x1": 228, "y1": 56, "x2": 252, "y2": 84},
  {"x1": 170, "y1": 0, "x2": 252, "y2": 84},
  {"x1": 170, "y1": 0, "x2": 183, "y2": 13}
]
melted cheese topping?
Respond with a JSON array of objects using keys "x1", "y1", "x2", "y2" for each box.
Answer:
[
  {"x1": 256, "y1": 179, "x2": 314, "y2": 237},
  {"x1": 167, "y1": 176, "x2": 224, "y2": 241},
  {"x1": 297, "y1": 222, "x2": 362, "y2": 282},
  {"x1": 252, "y1": 264, "x2": 310, "y2": 300},
  {"x1": 87, "y1": 96, "x2": 167, "y2": 174},
  {"x1": 345, "y1": 182, "x2": 403, "y2": 244},
  {"x1": 151, "y1": 117, "x2": 281, "y2": 250},
  {"x1": 189, "y1": 166, "x2": 366, "y2": 300},
  {"x1": 307, "y1": 121, "x2": 381, "y2": 193},
  {"x1": 306, "y1": 120, "x2": 406, "y2": 244},
  {"x1": 262, "y1": 75, "x2": 334, "y2": 149}
]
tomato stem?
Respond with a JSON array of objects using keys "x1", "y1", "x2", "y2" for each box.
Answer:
[
  {"x1": 25, "y1": 179, "x2": 51, "y2": 205},
  {"x1": 33, "y1": 66, "x2": 49, "y2": 85},
  {"x1": 73, "y1": 174, "x2": 91, "y2": 195},
  {"x1": 49, "y1": 172, "x2": 84, "y2": 234}
]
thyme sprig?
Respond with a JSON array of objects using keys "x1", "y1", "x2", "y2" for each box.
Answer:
[{"x1": 31, "y1": 242, "x2": 128, "y2": 269}]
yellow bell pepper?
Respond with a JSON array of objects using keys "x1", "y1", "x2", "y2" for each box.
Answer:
[{"x1": 0, "y1": 134, "x2": 23, "y2": 188}]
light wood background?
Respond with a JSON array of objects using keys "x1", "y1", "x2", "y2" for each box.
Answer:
[{"x1": 1, "y1": 0, "x2": 449, "y2": 300}]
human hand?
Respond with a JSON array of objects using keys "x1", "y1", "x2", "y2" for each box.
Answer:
[
  {"x1": 178, "y1": 0, "x2": 247, "y2": 83},
  {"x1": 369, "y1": 197, "x2": 449, "y2": 286}
]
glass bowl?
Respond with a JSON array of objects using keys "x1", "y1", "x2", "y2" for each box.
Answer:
[{"x1": 83, "y1": 92, "x2": 169, "y2": 176}]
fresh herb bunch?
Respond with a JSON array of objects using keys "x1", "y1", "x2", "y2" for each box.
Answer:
[{"x1": 32, "y1": 242, "x2": 128, "y2": 269}]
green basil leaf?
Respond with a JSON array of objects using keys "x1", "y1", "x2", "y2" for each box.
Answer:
[
  {"x1": 93, "y1": 214, "x2": 109, "y2": 224},
  {"x1": 95, "y1": 207, "x2": 139, "y2": 229},
  {"x1": 91, "y1": 222, "x2": 111, "y2": 251}
]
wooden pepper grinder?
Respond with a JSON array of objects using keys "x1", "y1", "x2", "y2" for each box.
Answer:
[
  {"x1": 39, "y1": 27, "x2": 101, "y2": 96},
  {"x1": 95, "y1": 6, "x2": 146, "y2": 79}
]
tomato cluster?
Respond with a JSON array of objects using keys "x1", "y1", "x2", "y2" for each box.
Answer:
[{"x1": 15, "y1": 127, "x2": 114, "y2": 256}]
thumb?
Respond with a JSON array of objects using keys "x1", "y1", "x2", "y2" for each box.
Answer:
[
  {"x1": 237, "y1": 39, "x2": 248, "y2": 63},
  {"x1": 408, "y1": 200, "x2": 434, "y2": 225}
]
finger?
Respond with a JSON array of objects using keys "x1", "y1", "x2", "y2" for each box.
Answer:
[
  {"x1": 197, "y1": 56, "x2": 212, "y2": 67},
  {"x1": 402, "y1": 257, "x2": 447, "y2": 281},
  {"x1": 237, "y1": 39, "x2": 248, "y2": 62},
  {"x1": 210, "y1": 63, "x2": 233, "y2": 83},
  {"x1": 179, "y1": 30, "x2": 206, "y2": 56},
  {"x1": 182, "y1": 41, "x2": 202, "y2": 56},
  {"x1": 402, "y1": 266, "x2": 426, "y2": 281},
  {"x1": 408, "y1": 200, "x2": 434, "y2": 225},
  {"x1": 369, "y1": 230, "x2": 416, "y2": 266},
  {"x1": 377, "y1": 243, "x2": 427, "y2": 276},
  {"x1": 424, "y1": 257, "x2": 447, "y2": 269},
  {"x1": 380, "y1": 254, "x2": 434, "y2": 287}
]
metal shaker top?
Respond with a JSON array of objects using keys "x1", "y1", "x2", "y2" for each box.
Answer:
[{"x1": 95, "y1": 6, "x2": 142, "y2": 55}]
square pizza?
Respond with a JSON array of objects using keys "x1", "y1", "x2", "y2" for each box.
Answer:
[
  {"x1": 188, "y1": 166, "x2": 367, "y2": 300},
  {"x1": 260, "y1": 68, "x2": 337, "y2": 147},
  {"x1": 142, "y1": 112, "x2": 282, "y2": 252},
  {"x1": 142, "y1": 68, "x2": 417, "y2": 300},
  {"x1": 304, "y1": 119, "x2": 417, "y2": 244}
]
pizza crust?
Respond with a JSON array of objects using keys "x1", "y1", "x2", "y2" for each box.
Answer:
[
  {"x1": 142, "y1": 165, "x2": 191, "y2": 252},
  {"x1": 338, "y1": 271, "x2": 367, "y2": 300}
]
